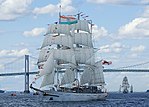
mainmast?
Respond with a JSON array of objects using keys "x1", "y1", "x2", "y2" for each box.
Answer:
[
  {"x1": 77, "y1": 12, "x2": 88, "y2": 83},
  {"x1": 75, "y1": 12, "x2": 81, "y2": 80},
  {"x1": 59, "y1": 4, "x2": 62, "y2": 24},
  {"x1": 56, "y1": 3, "x2": 62, "y2": 86},
  {"x1": 76, "y1": 12, "x2": 84, "y2": 47}
]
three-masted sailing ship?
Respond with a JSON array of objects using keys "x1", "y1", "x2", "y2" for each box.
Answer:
[
  {"x1": 119, "y1": 76, "x2": 133, "y2": 93},
  {"x1": 30, "y1": 12, "x2": 108, "y2": 101}
]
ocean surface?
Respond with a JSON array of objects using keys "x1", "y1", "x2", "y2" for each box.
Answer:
[{"x1": 0, "y1": 92, "x2": 149, "y2": 107}]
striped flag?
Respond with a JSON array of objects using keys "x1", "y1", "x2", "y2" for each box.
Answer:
[{"x1": 60, "y1": 15, "x2": 78, "y2": 25}]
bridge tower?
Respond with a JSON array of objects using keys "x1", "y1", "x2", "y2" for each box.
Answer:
[{"x1": 24, "y1": 55, "x2": 30, "y2": 93}]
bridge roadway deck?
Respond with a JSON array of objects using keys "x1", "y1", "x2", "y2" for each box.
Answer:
[{"x1": 0, "y1": 69, "x2": 149, "y2": 76}]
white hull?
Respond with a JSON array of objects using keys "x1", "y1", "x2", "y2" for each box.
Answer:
[{"x1": 43, "y1": 91, "x2": 108, "y2": 101}]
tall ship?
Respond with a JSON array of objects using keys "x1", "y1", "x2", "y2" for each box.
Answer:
[
  {"x1": 119, "y1": 76, "x2": 133, "y2": 93},
  {"x1": 30, "y1": 12, "x2": 108, "y2": 101}
]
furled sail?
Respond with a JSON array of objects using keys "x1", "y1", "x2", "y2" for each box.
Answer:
[
  {"x1": 72, "y1": 33, "x2": 93, "y2": 47},
  {"x1": 47, "y1": 24, "x2": 71, "y2": 35},
  {"x1": 55, "y1": 63, "x2": 76, "y2": 69},
  {"x1": 41, "y1": 34, "x2": 73, "y2": 48},
  {"x1": 71, "y1": 20, "x2": 90, "y2": 33},
  {"x1": 61, "y1": 68, "x2": 75, "y2": 86}
]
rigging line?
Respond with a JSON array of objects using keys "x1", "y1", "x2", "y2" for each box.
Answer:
[
  {"x1": 29, "y1": 56, "x2": 38, "y2": 60},
  {"x1": 116, "y1": 61, "x2": 149, "y2": 69}
]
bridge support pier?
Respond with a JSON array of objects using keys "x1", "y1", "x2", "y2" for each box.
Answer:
[{"x1": 24, "y1": 55, "x2": 30, "y2": 93}]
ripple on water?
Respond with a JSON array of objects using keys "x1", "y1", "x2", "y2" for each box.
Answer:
[{"x1": 0, "y1": 92, "x2": 148, "y2": 107}]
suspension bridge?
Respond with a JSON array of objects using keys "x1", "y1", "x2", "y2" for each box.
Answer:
[{"x1": 0, "y1": 55, "x2": 149, "y2": 93}]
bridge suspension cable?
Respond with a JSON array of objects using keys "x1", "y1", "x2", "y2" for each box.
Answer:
[{"x1": 117, "y1": 61, "x2": 149, "y2": 69}]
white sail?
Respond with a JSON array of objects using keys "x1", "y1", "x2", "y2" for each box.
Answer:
[
  {"x1": 38, "y1": 48, "x2": 94, "y2": 66},
  {"x1": 47, "y1": 24, "x2": 71, "y2": 35},
  {"x1": 54, "y1": 49, "x2": 76, "y2": 65},
  {"x1": 80, "y1": 67, "x2": 93, "y2": 85},
  {"x1": 72, "y1": 20, "x2": 90, "y2": 33},
  {"x1": 72, "y1": 33, "x2": 93, "y2": 47},
  {"x1": 40, "y1": 71, "x2": 55, "y2": 88},
  {"x1": 54, "y1": 48, "x2": 94, "y2": 65},
  {"x1": 42, "y1": 33, "x2": 93, "y2": 48},
  {"x1": 75, "y1": 48, "x2": 95, "y2": 65},
  {"x1": 91, "y1": 61, "x2": 105, "y2": 86},
  {"x1": 61, "y1": 68, "x2": 75, "y2": 85},
  {"x1": 39, "y1": 53, "x2": 55, "y2": 77},
  {"x1": 122, "y1": 76, "x2": 130, "y2": 88},
  {"x1": 38, "y1": 49, "x2": 76, "y2": 66},
  {"x1": 38, "y1": 49, "x2": 52, "y2": 64},
  {"x1": 41, "y1": 34, "x2": 73, "y2": 48},
  {"x1": 80, "y1": 61, "x2": 105, "y2": 86}
]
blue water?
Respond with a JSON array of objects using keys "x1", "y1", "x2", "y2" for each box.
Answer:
[{"x1": 0, "y1": 92, "x2": 149, "y2": 107}]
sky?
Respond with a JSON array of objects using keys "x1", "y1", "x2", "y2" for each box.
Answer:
[{"x1": 0, "y1": 0, "x2": 149, "y2": 92}]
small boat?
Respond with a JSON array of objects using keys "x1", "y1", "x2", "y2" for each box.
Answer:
[
  {"x1": 0, "y1": 90, "x2": 5, "y2": 93},
  {"x1": 11, "y1": 93, "x2": 16, "y2": 96}
]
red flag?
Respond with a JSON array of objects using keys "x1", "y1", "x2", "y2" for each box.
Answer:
[{"x1": 102, "y1": 60, "x2": 112, "y2": 65}]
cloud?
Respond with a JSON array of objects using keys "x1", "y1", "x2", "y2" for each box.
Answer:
[
  {"x1": 33, "y1": 0, "x2": 75, "y2": 15},
  {"x1": 87, "y1": 0, "x2": 149, "y2": 39},
  {"x1": 33, "y1": 4, "x2": 57, "y2": 15},
  {"x1": 99, "y1": 45, "x2": 110, "y2": 53},
  {"x1": 87, "y1": 0, "x2": 129, "y2": 5},
  {"x1": 13, "y1": 42, "x2": 29, "y2": 47},
  {"x1": 92, "y1": 25, "x2": 108, "y2": 40},
  {"x1": 131, "y1": 45, "x2": 145, "y2": 53},
  {"x1": 23, "y1": 27, "x2": 46, "y2": 37},
  {"x1": 111, "y1": 42, "x2": 125, "y2": 53},
  {"x1": 87, "y1": 0, "x2": 149, "y2": 5},
  {"x1": 141, "y1": 0, "x2": 149, "y2": 4},
  {"x1": 118, "y1": 18, "x2": 149, "y2": 38},
  {"x1": 130, "y1": 45, "x2": 145, "y2": 58},
  {"x1": 116, "y1": 3, "x2": 149, "y2": 39},
  {"x1": 100, "y1": 42, "x2": 125, "y2": 53},
  {"x1": 0, "y1": 0, "x2": 33, "y2": 21},
  {"x1": 0, "y1": 48, "x2": 30, "y2": 57}
]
